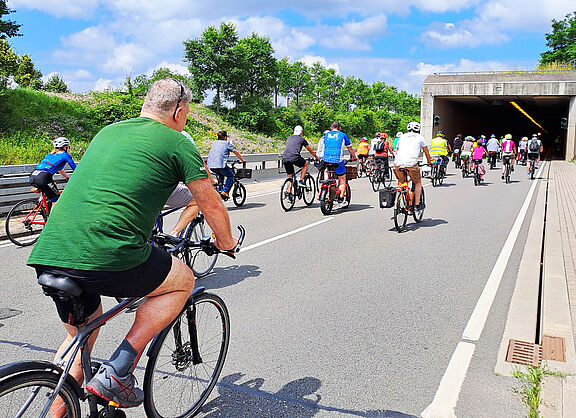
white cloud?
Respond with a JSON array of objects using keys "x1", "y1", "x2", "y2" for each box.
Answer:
[
  {"x1": 93, "y1": 78, "x2": 114, "y2": 91},
  {"x1": 319, "y1": 14, "x2": 388, "y2": 50},
  {"x1": 299, "y1": 55, "x2": 340, "y2": 73},
  {"x1": 146, "y1": 61, "x2": 190, "y2": 76},
  {"x1": 421, "y1": 20, "x2": 508, "y2": 48},
  {"x1": 10, "y1": 0, "x2": 99, "y2": 18}
]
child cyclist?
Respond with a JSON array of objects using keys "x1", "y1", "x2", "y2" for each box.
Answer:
[
  {"x1": 471, "y1": 140, "x2": 487, "y2": 180},
  {"x1": 29, "y1": 137, "x2": 76, "y2": 202}
]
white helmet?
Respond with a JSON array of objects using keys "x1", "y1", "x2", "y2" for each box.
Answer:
[
  {"x1": 53, "y1": 137, "x2": 70, "y2": 148},
  {"x1": 406, "y1": 121, "x2": 420, "y2": 133}
]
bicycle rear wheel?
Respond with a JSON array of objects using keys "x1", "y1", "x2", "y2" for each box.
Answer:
[
  {"x1": 319, "y1": 187, "x2": 333, "y2": 215},
  {"x1": 231, "y1": 182, "x2": 246, "y2": 207},
  {"x1": 431, "y1": 166, "x2": 438, "y2": 187},
  {"x1": 505, "y1": 165, "x2": 511, "y2": 183},
  {"x1": 383, "y1": 166, "x2": 392, "y2": 188},
  {"x1": 302, "y1": 174, "x2": 316, "y2": 206},
  {"x1": 413, "y1": 185, "x2": 425, "y2": 223},
  {"x1": 189, "y1": 220, "x2": 218, "y2": 278},
  {"x1": 144, "y1": 292, "x2": 230, "y2": 418},
  {"x1": 371, "y1": 170, "x2": 381, "y2": 192},
  {"x1": 5, "y1": 199, "x2": 47, "y2": 246},
  {"x1": 394, "y1": 192, "x2": 408, "y2": 232},
  {"x1": 0, "y1": 370, "x2": 81, "y2": 417},
  {"x1": 280, "y1": 178, "x2": 296, "y2": 211}
]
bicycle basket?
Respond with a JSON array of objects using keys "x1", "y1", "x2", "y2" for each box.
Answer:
[
  {"x1": 379, "y1": 187, "x2": 395, "y2": 208},
  {"x1": 235, "y1": 168, "x2": 252, "y2": 179},
  {"x1": 345, "y1": 166, "x2": 358, "y2": 181}
]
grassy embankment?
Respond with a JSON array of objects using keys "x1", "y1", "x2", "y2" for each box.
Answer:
[{"x1": 0, "y1": 88, "x2": 284, "y2": 165}]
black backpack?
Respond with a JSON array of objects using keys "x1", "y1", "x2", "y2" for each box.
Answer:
[
  {"x1": 374, "y1": 140, "x2": 386, "y2": 152},
  {"x1": 528, "y1": 139, "x2": 540, "y2": 152}
]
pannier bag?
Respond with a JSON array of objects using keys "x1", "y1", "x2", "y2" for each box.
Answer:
[
  {"x1": 379, "y1": 187, "x2": 395, "y2": 208},
  {"x1": 345, "y1": 166, "x2": 358, "y2": 181},
  {"x1": 235, "y1": 168, "x2": 253, "y2": 179}
]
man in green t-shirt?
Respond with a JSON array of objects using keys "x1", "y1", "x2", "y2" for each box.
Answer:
[{"x1": 27, "y1": 78, "x2": 238, "y2": 408}]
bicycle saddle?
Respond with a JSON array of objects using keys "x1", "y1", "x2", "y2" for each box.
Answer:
[{"x1": 38, "y1": 273, "x2": 83, "y2": 299}]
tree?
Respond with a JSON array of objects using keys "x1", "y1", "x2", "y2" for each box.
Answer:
[
  {"x1": 183, "y1": 22, "x2": 238, "y2": 108},
  {"x1": 277, "y1": 60, "x2": 311, "y2": 107},
  {"x1": 0, "y1": 1, "x2": 21, "y2": 39},
  {"x1": 15, "y1": 54, "x2": 42, "y2": 89},
  {"x1": 43, "y1": 74, "x2": 70, "y2": 93},
  {"x1": 540, "y1": 11, "x2": 576, "y2": 65},
  {"x1": 129, "y1": 68, "x2": 204, "y2": 102},
  {"x1": 0, "y1": 39, "x2": 17, "y2": 87}
]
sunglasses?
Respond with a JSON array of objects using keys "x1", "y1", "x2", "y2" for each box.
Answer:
[{"x1": 172, "y1": 79, "x2": 185, "y2": 119}]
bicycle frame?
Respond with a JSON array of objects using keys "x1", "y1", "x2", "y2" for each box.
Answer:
[{"x1": 26, "y1": 194, "x2": 50, "y2": 227}]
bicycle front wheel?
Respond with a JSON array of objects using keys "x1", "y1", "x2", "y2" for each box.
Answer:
[
  {"x1": 144, "y1": 292, "x2": 230, "y2": 418},
  {"x1": 394, "y1": 192, "x2": 408, "y2": 232},
  {"x1": 231, "y1": 182, "x2": 246, "y2": 207},
  {"x1": 189, "y1": 220, "x2": 218, "y2": 278},
  {"x1": 280, "y1": 178, "x2": 296, "y2": 211},
  {"x1": 413, "y1": 186, "x2": 425, "y2": 223},
  {"x1": 302, "y1": 174, "x2": 316, "y2": 206},
  {"x1": 5, "y1": 199, "x2": 46, "y2": 246},
  {"x1": 0, "y1": 370, "x2": 81, "y2": 417}
]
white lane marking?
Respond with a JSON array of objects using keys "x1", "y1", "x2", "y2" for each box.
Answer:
[
  {"x1": 241, "y1": 218, "x2": 334, "y2": 253},
  {"x1": 247, "y1": 190, "x2": 279, "y2": 199},
  {"x1": 421, "y1": 161, "x2": 544, "y2": 416},
  {"x1": 421, "y1": 342, "x2": 476, "y2": 418},
  {"x1": 0, "y1": 241, "x2": 15, "y2": 248}
]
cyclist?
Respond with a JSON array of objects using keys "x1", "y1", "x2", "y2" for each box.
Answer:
[
  {"x1": 29, "y1": 137, "x2": 76, "y2": 203},
  {"x1": 452, "y1": 134, "x2": 463, "y2": 163},
  {"x1": 320, "y1": 121, "x2": 357, "y2": 207},
  {"x1": 281, "y1": 125, "x2": 318, "y2": 188},
  {"x1": 27, "y1": 78, "x2": 239, "y2": 408},
  {"x1": 460, "y1": 136, "x2": 474, "y2": 172},
  {"x1": 373, "y1": 133, "x2": 394, "y2": 178},
  {"x1": 501, "y1": 134, "x2": 517, "y2": 179},
  {"x1": 518, "y1": 136, "x2": 528, "y2": 164},
  {"x1": 486, "y1": 134, "x2": 500, "y2": 168},
  {"x1": 429, "y1": 132, "x2": 451, "y2": 173},
  {"x1": 393, "y1": 121, "x2": 432, "y2": 211},
  {"x1": 356, "y1": 137, "x2": 370, "y2": 167},
  {"x1": 526, "y1": 134, "x2": 543, "y2": 176},
  {"x1": 471, "y1": 141, "x2": 487, "y2": 180},
  {"x1": 207, "y1": 130, "x2": 246, "y2": 199},
  {"x1": 369, "y1": 132, "x2": 381, "y2": 160}
]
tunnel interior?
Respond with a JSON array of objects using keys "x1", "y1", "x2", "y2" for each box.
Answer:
[{"x1": 434, "y1": 96, "x2": 570, "y2": 158}]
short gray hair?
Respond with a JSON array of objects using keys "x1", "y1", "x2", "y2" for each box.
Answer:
[
  {"x1": 293, "y1": 125, "x2": 303, "y2": 135},
  {"x1": 141, "y1": 78, "x2": 192, "y2": 118}
]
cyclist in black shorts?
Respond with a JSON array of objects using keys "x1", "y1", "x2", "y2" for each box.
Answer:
[
  {"x1": 282, "y1": 125, "x2": 318, "y2": 187},
  {"x1": 27, "y1": 79, "x2": 239, "y2": 408}
]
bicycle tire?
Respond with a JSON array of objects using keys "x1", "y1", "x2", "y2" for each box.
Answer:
[
  {"x1": 302, "y1": 174, "x2": 316, "y2": 206},
  {"x1": 316, "y1": 169, "x2": 325, "y2": 191},
  {"x1": 383, "y1": 166, "x2": 392, "y2": 188},
  {"x1": 505, "y1": 164, "x2": 511, "y2": 184},
  {"x1": 357, "y1": 163, "x2": 364, "y2": 178},
  {"x1": 144, "y1": 292, "x2": 230, "y2": 418},
  {"x1": 5, "y1": 199, "x2": 47, "y2": 246},
  {"x1": 530, "y1": 163, "x2": 535, "y2": 180},
  {"x1": 0, "y1": 370, "x2": 81, "y2": 417},
  {"x1": 319, "y1": 188, "x2": 333, "y2": 215},
  {"x1": 394, "y1": 191, "x2": 408, "y2": 232},
  {"x1": 439, "y1": 166, "x2": 445, "y2": 185},
  {"x1": 431, "y1": 166, "x2": 438, "y2": 187},
  {"x1": 189, "y1": 220, "x2": 218, "y2": 278},
  {"x1": 280, "y1": 178, "x2": 296, "y2": 211},
  {"x1": 371, "y1": 170, "x2": 381, "y2": 192},
  {"x1": 231, "y1": 182, "x2": 246, "y2": 207},
  {"x1": 413, "y1": 185, "x2": 425, "y2": 223}
]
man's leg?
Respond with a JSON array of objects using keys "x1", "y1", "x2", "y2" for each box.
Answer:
[
  {"x1": 169, "y1": 200, "x2": 199, "y2": 237},
  {"x1": 222, "y1": 166, "x2": 235, "y2": 193},
  {"x1": 413, "y1": 180, "x2": 423, "y2": 207},
  {"x1": 300, "y1": 161, "x2": 309, "y2": 181},
  {"x1": 338, "y1": 174, "x2": 347, "y2": 199}
]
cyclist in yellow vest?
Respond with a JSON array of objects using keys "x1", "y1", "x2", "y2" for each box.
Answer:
[
  {"x1": 356, "y1": 137, "x2": 370, "y2": 164},
  {"x1": 430, "y1": 132, "x2": 451, "y2": 167}
]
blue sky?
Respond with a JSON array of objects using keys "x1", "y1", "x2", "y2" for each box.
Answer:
[{"x1": 6, "y1": 0, "x2": 573, "y2": 95}]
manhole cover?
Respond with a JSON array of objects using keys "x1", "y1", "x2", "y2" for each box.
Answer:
[
  {"x1": 542, "y1": 335, "x2": 566, "y2": 362},
  {"x1": 506, "y1": 339, "x2": 542, "y2": 367},
  {"x1": 0, "y1": 308, "x2": 23, "y2": 321}
]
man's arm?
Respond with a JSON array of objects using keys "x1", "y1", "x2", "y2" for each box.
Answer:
[
  {"x1": 58, "y1": 169, "x2": 70, "y2": 180},
  {"x1": 305, "y1": 144, "x2": 318, "y2": 160},
  {"x1": 233, "y1": 150, "x2": 245, "y2": 163},
  {"x1": 187, "y1": 178, "x2": 237, "y2": 250},
  {"x1": 422, "y1": 146, "x2": 433, "y2": 165},
  {"x1": 347, "y1": 145, "x2": 357, "y2": 160}
]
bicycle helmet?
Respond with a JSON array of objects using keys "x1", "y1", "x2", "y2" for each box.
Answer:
[
  {"x1": 504, "y1": 134, "x2": 512, "y2": 140},
  {"x1": 375, "y1": 132, "x2": 380, "y2": 138},
  {"x1": 465, "y1": 136, "x2": 475, "y2": 141},
  {"x1": 490, "y1": 134, "x2": 496, "y2": 138},
  {"x1": 361, "y1": 137, "x2": 368, "y2": 142},
  {"x1": 380, "y1": 132, "x2": 388, "y2": 139},
  {"x1": 406, "y1": 121, "x2": 420, "y2": 132},
  {"x1": 53, "y1": 137, "x2": 70, "y2": 148}
]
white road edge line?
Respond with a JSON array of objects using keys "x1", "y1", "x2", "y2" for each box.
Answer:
[
  {"x1": 421, "y1": 161, "x2": 544, "y2": 417},
  {"x1": 241, "y1": 217, "x2": 334, "y2": 253},
  {"x1": 247, "y1": 190, "x2": 279, "y2": 199}
]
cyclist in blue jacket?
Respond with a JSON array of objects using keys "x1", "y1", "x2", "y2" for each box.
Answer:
[{"x1": 29, "y1": 137, "x2": 76, "y2": 202}]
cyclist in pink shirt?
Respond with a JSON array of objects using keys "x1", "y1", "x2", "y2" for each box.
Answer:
[
  {"x1": 472, "y1": 143, "x2": 487, "y2": 179},
  {"x1": 501, "y1": 134, "x2": 516, "y2": 179}
]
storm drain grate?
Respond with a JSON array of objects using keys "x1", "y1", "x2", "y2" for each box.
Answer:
[{"x1": 506, "y1": 339, "x2": 542, "y2": 367}]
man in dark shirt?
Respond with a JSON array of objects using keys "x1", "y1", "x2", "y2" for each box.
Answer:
[{"x1": 282, "y1": 125, "x2": 318, "y2": 186}]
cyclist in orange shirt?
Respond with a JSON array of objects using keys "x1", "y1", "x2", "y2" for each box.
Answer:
[{"x1": 356, "y1": 137, "x2": 369, "y2": 165}]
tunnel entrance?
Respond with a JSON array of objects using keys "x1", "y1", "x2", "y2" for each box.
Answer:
[{"x1": 433, "y1": 96, "x2": 570, "y2": 158}]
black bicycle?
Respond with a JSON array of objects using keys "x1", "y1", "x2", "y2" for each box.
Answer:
[
  {"x1": 430, "y1": 157, "x2": 445, "y2": 187},
  {"x1": 503, "y1": 155, "x2": 512, "y2": 184},
  {"x1": 370, "y1": 158, "x2": 392, "y2": 192},
  {"x1": 280, "y1": 159, "x2": 317, "y2": 211},
  {"x1": 213, "y1": 161, "x2": 250, "y2": 207},
  {"x1": 393, "y1": 163, "x2": 425, "y2": 232},
  {"x1": 472, "y1": 159, "x2": 483, "y2": 186},
  {"x1": 0, "y1": 226, "x2": 244, "y2": 418},
  {"x1": 461, "y1": 156, "x2": 470, "y2": 178},
  {"x1": 151, "y1": 208, "x2": 219, "y2": 278}
]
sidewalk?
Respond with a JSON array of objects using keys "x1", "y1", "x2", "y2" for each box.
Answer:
[{"x1": 540, "y1": 160, "x2": 576, "y2": 417}]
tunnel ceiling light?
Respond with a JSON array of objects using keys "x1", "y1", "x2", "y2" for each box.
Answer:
[{"x1": 509, "y1": 101, "x2": 546, "y2": 132}]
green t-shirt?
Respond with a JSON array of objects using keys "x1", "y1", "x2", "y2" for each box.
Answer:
[{"x1": 28, "y1": 117, "x2": 207, "y2": 271}]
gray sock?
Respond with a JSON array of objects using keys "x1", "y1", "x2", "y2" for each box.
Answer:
[{"x1": 108, "y1": 339, "x2": 139, "y2": 376}]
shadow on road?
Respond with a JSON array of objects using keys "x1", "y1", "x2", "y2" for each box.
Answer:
[
  {"x1": 198, "y1": 264, "x2": 262, "y2": 290},
  {"x1": 227, "y1": 202, "x2": 266, "y2": 211},
  {"x1": 342, "y1": 204, "x2": 372, "y2": 213},
  {"x1": 406, "y1": 218, "x2": 448, "y2": 231},
  {"x1": 199, "y1": 372, "x2": 417, "y2": 417}
]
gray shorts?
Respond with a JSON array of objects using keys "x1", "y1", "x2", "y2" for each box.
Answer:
[{"x1": 166, "y1": 183, "x2": 193, "y2": 208}]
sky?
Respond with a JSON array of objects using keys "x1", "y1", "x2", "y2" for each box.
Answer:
[{"x1": 5, "y1": 0, "x2": 575, "y2": 95}]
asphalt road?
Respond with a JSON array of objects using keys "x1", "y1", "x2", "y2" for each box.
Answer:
[{"x1": 0, "y1": 160, "x2": 544, "y2": 417}]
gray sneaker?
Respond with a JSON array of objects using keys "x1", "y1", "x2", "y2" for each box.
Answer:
[{"x1": 86, "y1": 363, "x2": 144, "y2": 408}]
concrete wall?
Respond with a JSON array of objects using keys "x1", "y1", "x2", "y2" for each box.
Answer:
[{"x1": 568, "y1": 97, "x2": 576, "y2": 161}]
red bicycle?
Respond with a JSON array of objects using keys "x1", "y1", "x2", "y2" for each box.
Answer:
[{"x1": 5, "y1": 187, "x2": 54, "y2": 246}]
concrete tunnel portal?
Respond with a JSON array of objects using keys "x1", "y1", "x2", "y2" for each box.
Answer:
[{"x1": 421, "y1": 73, "x2": 576, "y2": 160}]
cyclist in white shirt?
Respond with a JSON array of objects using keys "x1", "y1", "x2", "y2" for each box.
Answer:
[{"x1": 394, "y1": 121, "x2": 433, "y2": 211}]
